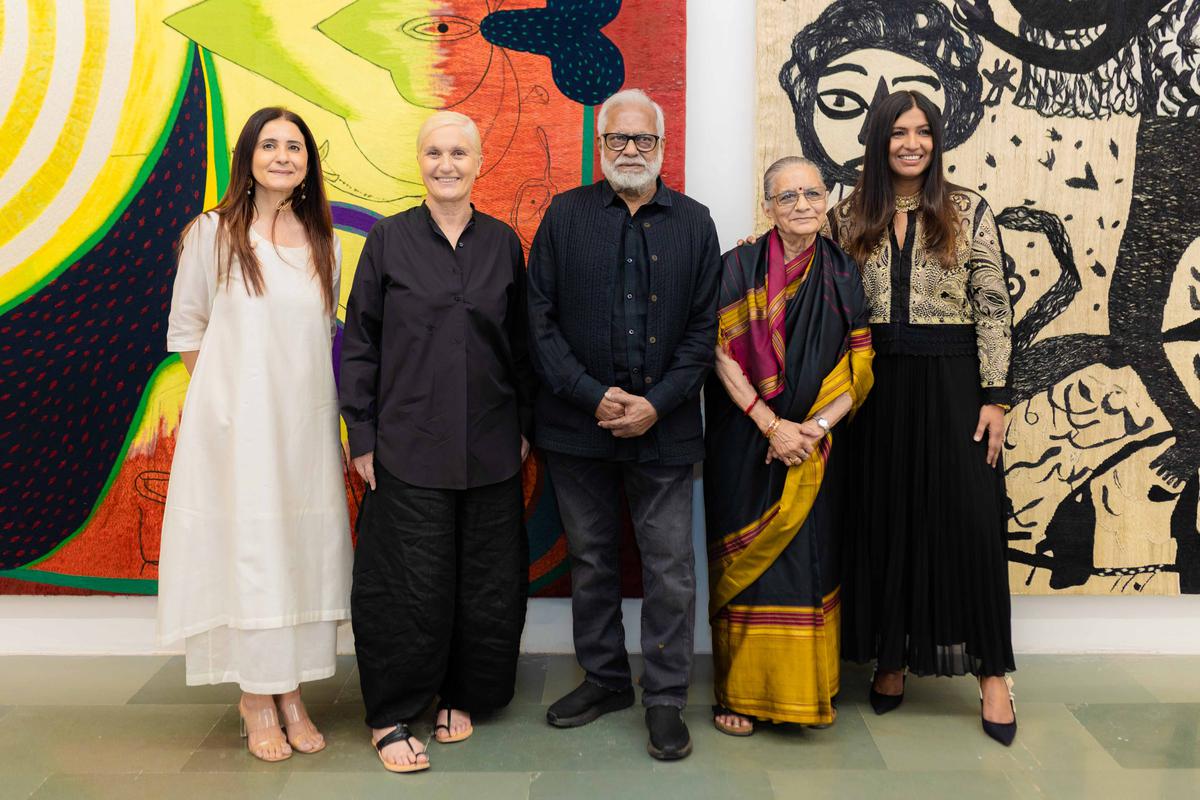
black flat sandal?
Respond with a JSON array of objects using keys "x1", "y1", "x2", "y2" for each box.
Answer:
[
  {"x1": 434, "y1": 703, "x2": 474, "y2": 743},
  {"x1": 374, "y1": 723, "x2": 430, "y2": 773}
]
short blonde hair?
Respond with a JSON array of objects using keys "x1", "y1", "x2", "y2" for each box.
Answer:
[{"x1": 416, "y1": 111, "x2": 482, "y2": 156}]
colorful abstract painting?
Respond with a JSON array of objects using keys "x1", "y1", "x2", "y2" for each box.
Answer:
[
  {"x1": 756, "y1": 0, "x2": 1200, "y2": 595},
  {"x1": 0, "y1": 0, "x2": 687, "y2": 596}
]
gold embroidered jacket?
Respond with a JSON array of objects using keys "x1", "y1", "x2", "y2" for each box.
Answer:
[{"x1": 828, "y1": 189, "x2": 1013, "y2": 405}]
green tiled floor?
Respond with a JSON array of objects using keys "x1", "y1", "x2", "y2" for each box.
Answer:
[{"x1": 0, "y1": 654, "x2": 1197, "y2": 799}]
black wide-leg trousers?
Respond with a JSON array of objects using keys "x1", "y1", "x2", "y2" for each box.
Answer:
[{"x1": 352, "y1": 462, "x2": 528, "y2": 728}]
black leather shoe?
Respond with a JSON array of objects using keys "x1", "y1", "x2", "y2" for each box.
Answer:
[
  {"x1": 980, "y1": 676, "x2": 1017, "y2": 747},
  {"x1": 546, "y1": 681, "x2": 634, "y2": 728},
  {"x1": 868, "y1": 671, "x2": 905, "y2": 715},
  {"x1": 645, "y1": 705, "x2": 692, "y2": 760}
]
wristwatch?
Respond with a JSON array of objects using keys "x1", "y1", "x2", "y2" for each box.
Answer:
[{"x1": 815, "y1": 416, "x2": 830, "y2": 433}]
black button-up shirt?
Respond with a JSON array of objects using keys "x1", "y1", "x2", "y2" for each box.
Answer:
[
  {"x1": 339, "y1": 204, "x2": 535, "y2": 490},
  {"x1": 526, "y1": 179, "x2": 721, "y2": 466},
  {"x1": 607, "y1": 183, "x2": 670, "y2": 460}
]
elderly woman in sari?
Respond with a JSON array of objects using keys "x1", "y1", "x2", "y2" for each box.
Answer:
[{"x1": 704, "y1": 157, "x2": 873, "y2": 734}]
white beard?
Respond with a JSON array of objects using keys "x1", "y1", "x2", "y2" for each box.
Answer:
[{"x1": 601, "y1": 149, "x2": 664, "y2": 195}]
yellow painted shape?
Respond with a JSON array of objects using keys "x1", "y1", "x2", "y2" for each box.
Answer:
[
  {"x1": 208, "y1": 11, "x2": 429, "y2": 208},
  {"x1": 0, "y1": 0, "x2": 109, "y2": 247},
  {"x1": 200, "y1": 49, "x2": 221, "y2": 210},
  {"x1": 0, "y1": 0, "x2": 56, "y2": 177},
  {"x1": 129, "y1": 360, "x2": 190, "y2": 455},
  {"x1": 336, "y1": 229, "x2": 366, "y2": 321},
  {"x1": 0, "y1": 1, "x2": 191, "y2": 305}
]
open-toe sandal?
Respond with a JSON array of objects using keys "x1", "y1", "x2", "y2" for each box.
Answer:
[
  {"x1": 711, "y1": 704, "x2": 754, "y2": 737},
  {"x1": 374, "y1": 724, "x2": 430, "y2": 773},
  {"x1": 434, "y1": 704, "x2": 474, "y2": 744},
  {"x1": 276, "y1": 694, "x2": 326, "y2": 754},
  {"x1": 238, "y1": 698, "x2": 292, "y2": 762}
]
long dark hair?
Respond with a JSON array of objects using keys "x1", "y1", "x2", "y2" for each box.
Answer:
[
  {"x1": 843, "y1": 91, "x2": 960, "y2": 269},
  {"x1": 183, "y1": 107, "x2": 336, "y2": 314}
]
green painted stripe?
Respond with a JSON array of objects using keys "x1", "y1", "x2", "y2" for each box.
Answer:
[
  {"x1": 200, "y1": 47, "x2": 229, "y2": 197},
  {"x1": 0, "y1": 46, "x2": 197, "y2": 318},
  {"x1": 580, "y1": 105, "x2": 594, "y2": 186},
  {"x1": 22, "y1": 354, "x2": 181, "y2": 569},
  {"x1": 529, "y1": 560, "x2": 571, "y2": 596},
  {"x1": 0, "y1": 568, "x2": 157, "y2": 595}
]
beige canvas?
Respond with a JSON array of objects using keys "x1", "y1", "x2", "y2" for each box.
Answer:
[{"x1": 756, "y1": 0, "x2": 1200, "y2": 595}]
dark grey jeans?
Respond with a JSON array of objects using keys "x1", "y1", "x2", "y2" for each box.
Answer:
[{"x1": 544, "y1": 451, "x2": 695, "y2": 708}]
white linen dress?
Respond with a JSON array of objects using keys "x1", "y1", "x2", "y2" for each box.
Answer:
[{"x1": 157, "y1": 212, "x2": 352, "y2": 693}]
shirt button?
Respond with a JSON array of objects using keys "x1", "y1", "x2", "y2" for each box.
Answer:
[
  {"x1": 650, "y1": 254, "x2": 658, "y2": 262},
  {"x1": 632, "y1": 367, "x2": 640, "y2": 374},
  {"x1": 650, "y1": 294, "x2": 658, "y2": 302},
  {"x1": 628, "y1": 329, "x2": 635, "y2": 335},
  {"x1": 626, "y1": 293, "x2": 633, "y2": 299},
  {"x1": 644, "y1": 376, "x2": 654, "y2": 384},
  {"x1": 643, "y1": 222, "x2": 651, "y2": 228},
  {"x1": 457, "y1": 242, "x2": 464, "y2": 248},
  {"x1": 649, "y1": 336, "x2": 657, "y2": 344},
  {"x1": 626, "y1": 257, "x2": 633, "y2": 263}
]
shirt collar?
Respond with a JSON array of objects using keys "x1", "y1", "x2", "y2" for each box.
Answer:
[
  {"x1": 420, "y1": 200, "x2": 476, "y2": 239},
  {"x1": 601, "y1": 177, "x2": 673, "y2": 210}
]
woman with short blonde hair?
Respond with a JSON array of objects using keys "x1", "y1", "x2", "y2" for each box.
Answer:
[{"x1": 341, "y1": 110, "x2": 536, "y2": 774}]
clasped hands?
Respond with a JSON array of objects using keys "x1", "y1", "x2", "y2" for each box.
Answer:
[
  {"x1": 766, "y1": 418, "x2": 824, "y2": 467},
  {"x1": 595, "y1": 388, "x2": 658, "y2": 438}
]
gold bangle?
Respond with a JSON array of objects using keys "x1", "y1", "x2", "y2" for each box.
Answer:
[{"x1": 764, "y1": 416, "x2": 781, "y2": 439}]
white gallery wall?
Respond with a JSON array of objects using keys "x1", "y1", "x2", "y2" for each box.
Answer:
[{"x1": 2, "y1": 0, "x2": 1199, "y2": 656}]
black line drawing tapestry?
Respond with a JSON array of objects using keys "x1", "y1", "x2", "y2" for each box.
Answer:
[{"x1": 757, "y1": 0, "x2": 1200, "y2": 594}]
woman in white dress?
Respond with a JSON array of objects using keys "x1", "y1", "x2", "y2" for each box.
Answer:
[{"x1": 158, "y1": 107, "x2": 352, "y2": 762}]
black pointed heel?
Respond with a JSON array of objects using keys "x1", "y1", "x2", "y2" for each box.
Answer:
[
  {"x1": 980, "y1": 676, "x2": 1017, "y2": 747},
  {"x1": 868, "y1": 670, "x2": 905, "y2": 715}
]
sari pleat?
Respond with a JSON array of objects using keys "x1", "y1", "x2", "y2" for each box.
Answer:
[{"x1": 704, "y1": 232, "x2": 873, "y2": 725}]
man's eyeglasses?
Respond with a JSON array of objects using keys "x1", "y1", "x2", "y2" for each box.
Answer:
[
  {"x1": 600, "y1": 133, "x2": 662, "y2": 153},
  {"x1": 767, "y1": 187, "x2": 828, "y2": 207}
]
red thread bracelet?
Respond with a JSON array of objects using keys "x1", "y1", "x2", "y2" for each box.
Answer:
[{"x1": 744, "y1": 396, "x2": 759, "y2": 415}]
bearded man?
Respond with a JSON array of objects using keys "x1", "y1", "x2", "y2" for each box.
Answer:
[{"x1": 526, "y1": 88, "x2": 721, "y2": 761}]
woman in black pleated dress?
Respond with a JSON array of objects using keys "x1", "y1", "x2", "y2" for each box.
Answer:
[{"x1": 830, "y1": 90, "x2": 1018, "y2": 746}]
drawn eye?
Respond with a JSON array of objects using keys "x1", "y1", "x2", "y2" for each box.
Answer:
[
  {"x1": 400, "y1": 15, "x2": 479, "y2": 42},
  {"x1": 817, "y1": 89, "x2": 867, "y2": 120}
]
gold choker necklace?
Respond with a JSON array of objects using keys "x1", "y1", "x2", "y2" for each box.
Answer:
[{"x1": 894, "y1": 193, "x2": 921, "y2": 212}]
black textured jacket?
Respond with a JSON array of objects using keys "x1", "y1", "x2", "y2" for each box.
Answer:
[{"x1": 526, "y1": 180, "x2": 721, "y2": 465}]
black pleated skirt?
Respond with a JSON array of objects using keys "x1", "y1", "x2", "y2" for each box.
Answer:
[{"x1": 841, "y1": 352, "x2": 1015, "y2": 677}]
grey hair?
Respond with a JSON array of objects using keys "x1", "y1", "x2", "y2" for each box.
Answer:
[
  {"x1": 763, "y1": 156, "x2": 822, "y2": 200},
  {"x1": 596, "y1": 89, "x2": 665, "y2": 137}
]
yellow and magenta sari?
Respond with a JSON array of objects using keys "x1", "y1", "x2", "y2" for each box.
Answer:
[{"x1": 703, "y1": 230, "x2": 873, "y2": 725}]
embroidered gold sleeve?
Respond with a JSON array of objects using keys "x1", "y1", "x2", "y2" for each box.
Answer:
[{"x1": 967, "y1": 204, "x2": 1012, "y2": 388}]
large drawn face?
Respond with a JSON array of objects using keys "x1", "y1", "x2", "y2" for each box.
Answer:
[
  {"x1": 319, "y1": 0, "x2": 493, "y2": 109},
  {"x1": 814, "y1": 49, "x2": 945, "y2": 176}
]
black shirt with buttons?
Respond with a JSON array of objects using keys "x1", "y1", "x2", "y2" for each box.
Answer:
[
  {"x1": 526, "y1": 179, "x2": 721, "y2": 465},
  {"x1": 608, "y1": 185, "x2": 672, "y2": 460},
  {"x1": 339, "y1": 203, "x2": 535, "y2": 490}
]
